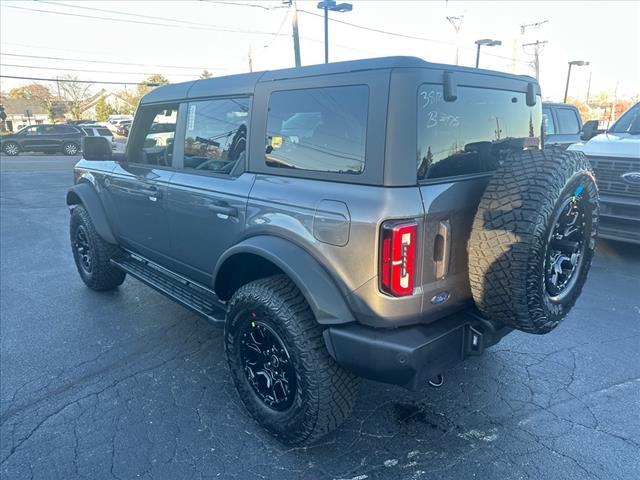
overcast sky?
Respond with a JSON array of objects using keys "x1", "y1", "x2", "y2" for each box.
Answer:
[{"x1": 1, "y1": 0, "x2": 638, "y2": 101}]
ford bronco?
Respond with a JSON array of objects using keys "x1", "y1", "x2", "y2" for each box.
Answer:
[{"x1": 68, "y1": 57, "x2": 599, "y2": 445}]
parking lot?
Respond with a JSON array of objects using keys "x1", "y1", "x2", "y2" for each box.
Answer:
[{"x1": 1, "y1": 154, "x2": 639, "y2": 480}]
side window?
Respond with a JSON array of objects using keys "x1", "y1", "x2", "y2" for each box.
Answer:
[
  {"x1": 39, "y1": 125, "x2": 56, "y2": 134},
  {"x1": 183, "y1": 98, "x2": 249, "y2": 174},
  {"x1": 556, "y1": 108, "x2": 580, "y2": 134},
  {"x1": 128, "y1": 104, "x2": 178, "y2": 166},
  {"x1": 53, "y1": 125, "x2": 76, "y2": 134},
  {"x1": 417, "y1": 85, "x2": 542, "y2": 180},
  {"x1": 542, "y1": 108, "x2": 555, "y2": 135},
  {"x1": 23, "y1": 126, "x2": 39, "y2": 135},
  {"x1": 265, "y1": 85, "x2": 368, "y2": 174}
]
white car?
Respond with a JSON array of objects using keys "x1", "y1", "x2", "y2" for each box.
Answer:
[{"x1": 568, "y1": 103, "x2": 640, "y2": 243}]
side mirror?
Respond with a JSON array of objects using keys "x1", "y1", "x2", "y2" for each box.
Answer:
[
  {"x1": 581, "y1": 120, "x2": 599, "y2": 141},
  {"x1": 82, "y1": 136, "x2": 112, "y2": 160}
]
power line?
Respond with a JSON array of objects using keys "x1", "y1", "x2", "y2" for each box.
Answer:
[
  {"x1": 201, "y1": 1, "x2": 287, "y2": 11},
  {"x1": 0, "y1": 63, "x2": 199, "y2": 78},
  {"x1": 0, "y1": 75, "x2": 161, "y2": 86},
  {"x1": 1, "y1": 52, "x2": 223, "y2": 72}
]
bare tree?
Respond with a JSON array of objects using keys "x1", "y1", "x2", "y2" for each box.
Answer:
[{"x1": 59, "y1": 75, "x2": 93, "y2": 120}]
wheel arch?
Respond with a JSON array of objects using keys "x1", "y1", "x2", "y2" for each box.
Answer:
[
  {"x1": 214, "y1": 236, "x2": 355, "y2": 325},
  {"x1": 66, "y1": 182, "x2": 117, "y2": 244}
]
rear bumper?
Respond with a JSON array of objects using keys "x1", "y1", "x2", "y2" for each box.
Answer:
[
  {"x1": 323, "y1": 310, "x2": 512, "y2": 390},
  {"x1": 598, "y1": 195, "x2": 640, "y2": 245}
]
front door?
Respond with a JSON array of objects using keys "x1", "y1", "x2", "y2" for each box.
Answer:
[
  {"x1": 166, "y1": 97, "x2": 253, "y2": 285},
  {"x1": 107, "y1": 104, "x2": 180, "y2": 264}
]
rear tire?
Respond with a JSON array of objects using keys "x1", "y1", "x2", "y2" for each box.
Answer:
[
  {"x1": 62, "y1": 142, "x2": 80, "y2": 156},
  {"x1": 70, "y1": 205, "x2": 126, "y2": 291},
  {"x1": 225, "y1": 275, "x2": 358, "y2": 445},
  {"x1": 468, "y1": 148, "x2": 598, "y2": 334},
  {"x1": 3, "y1": 142, "x2": 20, "y2": 156}
]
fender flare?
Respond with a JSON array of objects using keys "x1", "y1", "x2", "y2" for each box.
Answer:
[
  {"x1": 214, "y1": 236, "x2": 355, "y2": 325},
  {"x1": 66, "y1": 183, "x2": 117, "y2": 244}
]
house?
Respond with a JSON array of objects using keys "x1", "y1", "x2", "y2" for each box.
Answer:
[
  {"x1": 80, "y1": 89, "x2": 135, "y2": 119},
  {"x1": 0, "y1": 98, "x2": 50, "y2": 132}
]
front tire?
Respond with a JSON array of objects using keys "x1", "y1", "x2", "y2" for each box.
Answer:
[
  {"x1": 2, "y1": 142, "x2": 20, "y2": 156},
  {"x1": 225, "y1": 275, "x2": 358, "y2": 445},
  {"x1": 62, "y1": 142, "x2": 80, "y2": 156},
  {"x1": 70, "y1": 205, "x2": 126, "y2": 290}
]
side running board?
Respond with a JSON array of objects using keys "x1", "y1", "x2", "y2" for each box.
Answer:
[{"x1": 111, "y1": 254, "x2": 226, "y2": 323}]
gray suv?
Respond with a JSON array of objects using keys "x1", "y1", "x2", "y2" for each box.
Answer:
[{"x1": 68, "y1": 57, "x2": 599, "y2": 445}]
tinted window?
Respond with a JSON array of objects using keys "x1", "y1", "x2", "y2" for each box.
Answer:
[
  {"x1": 183, "y1": 98, "x2": 249, "y2": 174},
  {"x1": 23, "y1": 126, "x2": 39, "y2": 135},
  {"x1": 96, "y1": 128, "x2": 112, "y2": 136},
  {"x1": 610, "y1": 103, "x2": 640, "y2": 134},
  {"x1": 542, "y1": 108, "x2": 555, "y2": 135},
  {"x1": 82, "y1": 128, "x2": 95, "y2": 136},
  {"x1": 556, "y1": 108, "x2": 580, "y2": 134},
  {"x1": 128, "y1": 105, "x2": 178, "y2": 166},
  {"x1": 417, "y1": 85, "x2": 542, "y2": 180},
  {"x1": 39, "y1": 125, "x2": 56, "y2": 134},
  {"x1": 58, "y1": 125, "x2": 79, "y2": 134},
  {"x1": 265, "y1": 85, "x2": 368, "y2": 174}
]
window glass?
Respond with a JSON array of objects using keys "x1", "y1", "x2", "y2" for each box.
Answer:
[
  {"x1": 265, "y1": 85, "x2": 368, "y2": 174},
  {"x1": 82, "y1": 128, "x2": 95, "y2": 136},
  {"x1": 417, "y1": 85, "x2": 542, "y2": 180},
  {"x1": 39, "y1": 125, "x2": 56, "y2": 134},
  {"x1": 610, "y1": 103, "x2": 640, "y2": 134},
  {"x1": 182, "y1": 98, "x2": 249, "y2": 174},
  {"x1": 23, "y1": 126, "x2": 39, "y2": 135},
  {"x1": 128, "y1": 105, "x2": 178, "y2": 166},
  {"x1": 53, "y1": 125, "x2": 77, "y2": 134},
  {"x1": 542, "y1": 108, "x2": 555, "y2": 135},
  {"x1": 96, "y1": 128, "x2": 112, "y2": 136},
  {"x1": 556, "y1": 108, "x2": 580, "y2": 134}
]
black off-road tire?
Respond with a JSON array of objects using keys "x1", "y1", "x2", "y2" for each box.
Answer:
[
  {"x1": 468, "y1": 148, "x2": 598, "y2": 334},
  {"x1": 225, "y1": 275, "x2": 359, "y2": 445},
  {"x1": 70, "y1": 205, "x2": 126, "y2": 290}
]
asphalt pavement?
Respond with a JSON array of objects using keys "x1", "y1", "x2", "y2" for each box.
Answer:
[{"x1": 1, "y1": 154, "x2": 639, "y2": 480}]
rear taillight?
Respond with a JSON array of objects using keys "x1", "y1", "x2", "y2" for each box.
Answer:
[{"x1": 379, "y1": 221, "x2": 417, "y2": 297}]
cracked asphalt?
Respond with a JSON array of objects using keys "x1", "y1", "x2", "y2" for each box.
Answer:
[{"x1": 1, "y1": 154, "x2": 639, "y2": 480}]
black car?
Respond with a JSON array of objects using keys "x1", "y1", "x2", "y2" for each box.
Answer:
[
  {"x1": 542, "y1": 102, "x2": 584, "y2": 148},
  {"x1": 1, "y1": 124, "x2": 83, "y2": 156}
]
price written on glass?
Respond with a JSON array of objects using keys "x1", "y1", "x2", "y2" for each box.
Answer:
[{"x1": 420, "y1": 89, "x2": 461, "y2": 128}]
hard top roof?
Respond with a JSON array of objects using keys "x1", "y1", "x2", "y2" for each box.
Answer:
[{"x1": 141, "y1": 56, "x2": 537, "y2": 104}]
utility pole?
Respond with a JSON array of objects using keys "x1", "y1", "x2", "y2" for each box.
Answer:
[
  {"x1": 289, "y1": 0, "x2": 301, "y2": 67},
  {"x1": 56, "y1": 76, "x2": 61, "y2": 99},
  {"x1": 247, "y1": 46, "x2": 253, "y2": 72},
  {"x1": 516, "y1": 20, "x2": 548, "y2": 74},
  {"x1": 586, "y1": 69, "x2": 592, "y2": 104},
  {"x1": 522, "y1": 40, "x2": 548, "y2": 81},
  {"x1": 446, "y1": 15, "x2": 464, "y2": 65}
]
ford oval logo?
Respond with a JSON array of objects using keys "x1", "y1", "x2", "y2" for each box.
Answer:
[
  {"x1": 430, "y1": 291, "x2": 450, "y2": 305},
  {"x1": 621, "y1": 172, "x2": 640, "y2": 186}
]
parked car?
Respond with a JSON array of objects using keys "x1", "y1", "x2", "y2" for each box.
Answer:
[
  {"x1": 69, "y1": 56, "x2": 598, "y2": 445},
  {"x1": 569, "y1": 102, "x2": 640, "y2": 243},
  {"x1": 116, "y1": 121, "x2": 131, "y2": 137},
  {"x1": 80, "y1": 124, "x2": 115, "y2": 150},
  {"x1": 542, "y1": 102, "x2": 584, "y2": 148},
  {"x1": 1, "y1": 124, "x2": 83, "y2": 156}
]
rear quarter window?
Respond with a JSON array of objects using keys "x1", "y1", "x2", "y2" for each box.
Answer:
[
  {"x1": 417, "y1": 85, "x2": 542, "y2": 180},
  {"x1": 96, "y1": 128, "x2": 112, "y2": 136},
  {"x1": 265, "y1": 85, "x2": 368, "y2": 174},
  {"x1": 556, "y1": 108, "x2": 580, "y2": 134}
]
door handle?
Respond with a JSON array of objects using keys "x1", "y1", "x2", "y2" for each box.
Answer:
[
  {"x1": 434, "y1": 219, "x2": 451, "y2": 280},
  {"x1": 207, "y1": 203, "x2": 238, "y2": 217},
  {"x1": 140, "y1": 187, "x2": 162, "y2": 199}
]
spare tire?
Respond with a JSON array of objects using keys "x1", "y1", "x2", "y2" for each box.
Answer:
[{"x1": 468, "y1": 148, "x2": 599, "y2": 334}]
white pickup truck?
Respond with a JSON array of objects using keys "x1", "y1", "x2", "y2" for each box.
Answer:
[{"x1": 569, "y1": 103, "x2": 640, "y2": 244}]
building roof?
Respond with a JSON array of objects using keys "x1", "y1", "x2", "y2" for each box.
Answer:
[
  {"x1": 1, "y1": 98, "x2": 48, "y2": 115},
  {"x1": 142, "y1": 56, "x2": 538, "y2": 105}
]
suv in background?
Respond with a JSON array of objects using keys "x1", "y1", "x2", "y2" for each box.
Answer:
[
  {"x1": 68, "y1": 57, "x2": 598, "y2": 445},
  {"x1": 1, "y1": 124, "x2": 82, "y2": 156},
  {"x1": 80, "y1": 124, "x2": 115, "y2": 150},
  {"x1": 543, "y1": 102, "x2": 583, "y2": 148},
  {"x1": 569, "y1": 102, "x2": 640, "y2": 243}
]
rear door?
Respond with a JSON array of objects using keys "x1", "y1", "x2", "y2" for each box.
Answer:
[
  {"x1": 165, "y1": 97, "x2": 253, "y2": 285},
  {"x1": 108, "y1": 103, "x2": 180, "y2": 263},
  {"x1": 416, "y1": 82, "x2": 542, "y2": 314},
  {"x1": 554, "y1": 107, "x2": 582, "y2": 146}
]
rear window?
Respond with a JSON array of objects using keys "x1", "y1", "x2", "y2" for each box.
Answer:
[
  {"x1": 542, "y1": 107, "x2": 555, "y2": 135},
  {"x1": 417, "y1": 85, "x2": 542, "y2": 180},
  {"x1": 265, "y1": 85, "x2": 368, "y2": 174},
  {"x1": 556, "y1": 108, "x2": 580, "y2": 134},
  {"x1": 96, "y1": 128, "x2": 112, "y2": 136}
]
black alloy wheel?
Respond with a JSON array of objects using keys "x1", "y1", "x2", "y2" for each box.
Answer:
[
  {"x1": 239, "y1": 319, "x2": 297, "y2": 412},
  {"x1": 74, "y1": 225, "x2": 93, "y2": 275}
]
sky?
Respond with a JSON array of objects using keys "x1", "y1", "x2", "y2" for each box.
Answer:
[{"x1": 0, "y1": 0, "x2": 638, "y2": 102}]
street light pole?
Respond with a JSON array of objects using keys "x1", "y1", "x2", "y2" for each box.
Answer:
[
  {"x1": 317, "y1": 1, "x2": 352, "y2": 64},
  {"x1": 290, "y1": 0, "x2": 301, "y2": 67},
  {"x1": 563, "y1": 60, "x2": 589, "y2": 103},
  {"x1": 474, "y1": 39, "x2": 502, "y2": 68}
]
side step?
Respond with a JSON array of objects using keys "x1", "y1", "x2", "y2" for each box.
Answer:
[{"x1": 111, "y1": 254, "x2": 226, "y2": 323}]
